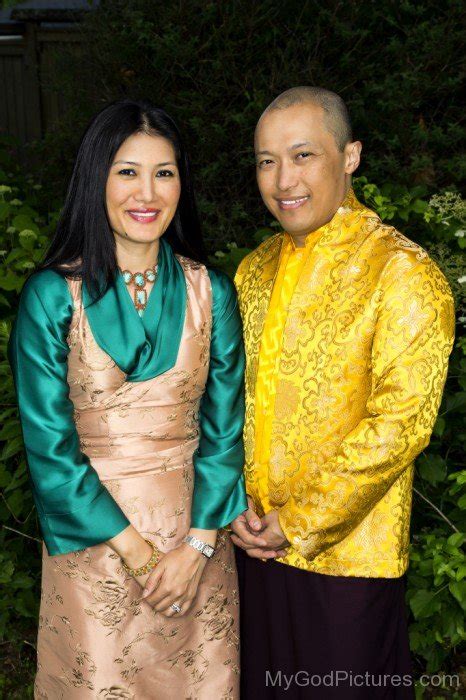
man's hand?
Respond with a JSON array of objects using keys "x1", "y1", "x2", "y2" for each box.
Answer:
[
  {"x1": 230, "y1": 497, "x2": 288, "y2": 559},
  {"x1": 258, "y1": 509, "x2": 289, "y2": 552}
]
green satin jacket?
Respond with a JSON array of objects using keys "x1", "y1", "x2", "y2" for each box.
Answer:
[{"x1": 8, "y1": 239, "x2": 247, "y2": 555}]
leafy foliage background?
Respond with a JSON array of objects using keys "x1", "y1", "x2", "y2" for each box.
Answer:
[{"x1": 0, "y1": 0, "x2": 465, "y2": 695}]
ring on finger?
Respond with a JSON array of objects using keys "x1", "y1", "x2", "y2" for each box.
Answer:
[{"x1": 171, "y1": 602, "x2": 182, "y2": 614}]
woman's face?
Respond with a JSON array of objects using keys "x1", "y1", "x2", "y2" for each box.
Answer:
[{"x1": 106, "y1": 131, "x2": 181, "y2": 247}]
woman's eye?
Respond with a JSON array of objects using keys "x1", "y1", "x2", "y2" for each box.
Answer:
[
  {"x1": 118, "y1": 168, "x2": 136, "y2": 176},
  {"x1": 156, "y1": 169, "x2": 175, "y2": 177},
  {"x1": 258, "y1": 159, "x2": 274, "y2": 168}
]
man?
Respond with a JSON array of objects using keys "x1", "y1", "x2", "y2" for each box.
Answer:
[{"x1": 231, "y1": 87, "x2": 455, "y2": 699}]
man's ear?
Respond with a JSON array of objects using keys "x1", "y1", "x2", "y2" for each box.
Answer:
[{"x1": 344, "y1": 141, "x2": 362, "y2": 175}]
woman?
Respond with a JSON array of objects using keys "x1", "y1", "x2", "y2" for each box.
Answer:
[{"x1": 8, "y1": 99, "x2": 247, "y2": 698}]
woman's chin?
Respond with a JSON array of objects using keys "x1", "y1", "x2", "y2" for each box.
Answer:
[{"x1": 114, "y1": 229, "x2": 164, "y2": 246}]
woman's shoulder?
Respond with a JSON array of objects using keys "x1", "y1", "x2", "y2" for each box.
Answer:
[
  {"x1": 176, "y1": 254, "x2": 235, "y2": 295},
  {"x1": 206, "y1": 267, "x2": 236, "y2": 298},
  {"x1": 19, "y1": 269, "x2": 73, "y2": 317},
  {"x1": 206, "y1": 268, "x2": 238, "y2": 322}
]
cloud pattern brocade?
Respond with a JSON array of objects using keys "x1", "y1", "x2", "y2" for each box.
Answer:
[{"x1": 235, "y1": 190, "x2": 455, "y2": 578}]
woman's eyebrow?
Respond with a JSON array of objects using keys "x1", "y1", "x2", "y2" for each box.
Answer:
[{"x1": 112, "y1": 159, "x2": 177, "y2": 166}]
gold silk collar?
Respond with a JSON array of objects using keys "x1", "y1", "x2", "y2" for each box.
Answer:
[{"x1": 283, "y1": 187, "x2": 366, "y2": 252}]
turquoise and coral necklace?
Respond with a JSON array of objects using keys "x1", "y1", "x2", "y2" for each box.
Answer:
[{"x1": 120, "y1": 265, "x2": 158, "y2": 316}]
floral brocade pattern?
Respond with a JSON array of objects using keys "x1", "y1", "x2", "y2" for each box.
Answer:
[
  {"x1": 235, "y1": 190, "x2": 455, "y2": 578},
  {"x1": 35, "y1": 258, "x2": 240, "y2": 699}
]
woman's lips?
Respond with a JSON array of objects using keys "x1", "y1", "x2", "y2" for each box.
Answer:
[
  {"x1": 127, "y1": 209, "x2": 160, "y2": 223},
  {"x1": 277, "y1": 196, "x2": 310, "y2": 211}
]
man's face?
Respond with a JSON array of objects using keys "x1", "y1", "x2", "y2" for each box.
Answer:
[{"x1": 255, "y1": 103, "x2": 360, "y2": 239}]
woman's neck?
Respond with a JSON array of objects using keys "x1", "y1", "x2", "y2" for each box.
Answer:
[{"x1": 114, "y1": 236, "x2": 160, "y2": 272}]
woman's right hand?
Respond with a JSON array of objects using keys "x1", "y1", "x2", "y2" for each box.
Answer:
[{"x1": 106, "y1": 524, "x2": 156, "y2": 588}]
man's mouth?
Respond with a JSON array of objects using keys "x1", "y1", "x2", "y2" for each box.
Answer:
[
  {"x1": 126, "y1": 208, "x2": 160, "y2": 223},
  {"x1": 276, "y1": 196, "x2": 310, "y2": 211}
]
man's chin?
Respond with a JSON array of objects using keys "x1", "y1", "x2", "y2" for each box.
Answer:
[{"x1": 279, "y1": 220, "x2": 317, "y2": 237}]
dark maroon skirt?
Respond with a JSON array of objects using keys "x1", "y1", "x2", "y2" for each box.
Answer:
[{"x1": 235, "y1": 547, "x2": 415, "y2": 699}]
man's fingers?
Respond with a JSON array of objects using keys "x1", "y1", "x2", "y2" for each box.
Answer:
[
  {"x1": 230, "y1": 520, "x2": 268, "y2": 547},
  {"x1": 246, "y1": 547, "x2": 278, "y2": 559},
  {"x1": 244, "y1": 508, "x2": 262, "y2": 531},
  {"x1": 230, "y1": 531, "x2": 269, "y2": 550}
]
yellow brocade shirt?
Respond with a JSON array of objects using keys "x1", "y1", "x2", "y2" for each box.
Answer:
[
  {"x1": 254, "y1": 232, "x2": 320, "y2": 511},
  {"x1": 235, "y1": 190, "x2": 455, "y2": 578}
]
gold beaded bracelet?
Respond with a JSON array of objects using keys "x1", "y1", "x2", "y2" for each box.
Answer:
[{"x1": 122, "y1": 539, "x2": 161, "y2": 577}]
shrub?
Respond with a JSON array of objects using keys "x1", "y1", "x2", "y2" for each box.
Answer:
[{"x1": 27, "y1": 0, "x2": 465, "y2": 252}]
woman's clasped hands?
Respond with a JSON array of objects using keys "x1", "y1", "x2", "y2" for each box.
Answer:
[{"x1": 136, "y1": 541, "x2": 208, "y2": 617}]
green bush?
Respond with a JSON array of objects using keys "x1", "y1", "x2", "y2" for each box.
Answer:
[
  {"x1": 0, "y1": 132, "x2": 465, "y2": 686},
  {"x1": 28, "y1": 0, "x2": 465, "y2": 253}
]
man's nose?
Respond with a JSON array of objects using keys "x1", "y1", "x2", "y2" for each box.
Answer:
[{"x1": 276, "y1": 164, "x2": 299, "y2": 192}]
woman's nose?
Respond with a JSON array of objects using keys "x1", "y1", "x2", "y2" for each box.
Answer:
[{"x1": 134, "y1": 176, "x2": 157, "y2": 203}]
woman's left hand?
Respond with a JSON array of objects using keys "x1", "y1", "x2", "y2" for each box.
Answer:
[{"x1": 141, "y1": 543, "x2": 208, "y2": 616}]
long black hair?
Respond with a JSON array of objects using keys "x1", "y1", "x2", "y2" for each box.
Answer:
[{"x1": 41, "y1": 99, "x2": 205, "y2": 296}]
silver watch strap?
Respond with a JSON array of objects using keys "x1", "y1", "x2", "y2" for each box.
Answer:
[{"x1": 183, "y1": 535, "x2": 215, "y2": 558}]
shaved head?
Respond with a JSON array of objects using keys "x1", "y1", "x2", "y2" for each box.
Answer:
[{"x1": 261, "y1": 86, "x2": 352, "y2": 152}]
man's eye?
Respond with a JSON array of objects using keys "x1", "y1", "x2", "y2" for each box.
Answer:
[
  {"x1": 296, "y1": 152, "x2": 312, "y2": 160},
  {"x1": 156, "y1": 169, "x2": 175, "y2": 177},
  {"x1": 118, "y1": 168, "x2": 136, "y2": 176}
]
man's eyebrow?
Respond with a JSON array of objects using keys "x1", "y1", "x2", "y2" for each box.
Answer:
[
  {"x1": 288, "y1": 141, "x2": 314, "y2": 150},
  {"x1": 255, "y1": 142, "x2": 318, "y2": 157}
]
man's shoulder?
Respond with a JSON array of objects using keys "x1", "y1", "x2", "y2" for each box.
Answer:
[
  {"x1": 235, "y1": 232, "x2": 283, "y2": 279},
  {"x1": 366, "y1": 221, "x2": 452, "y2": 299}
]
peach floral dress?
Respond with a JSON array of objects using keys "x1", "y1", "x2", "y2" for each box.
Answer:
[{"x1": 11, "y1": 255, "x2": 244, "y2": 699}]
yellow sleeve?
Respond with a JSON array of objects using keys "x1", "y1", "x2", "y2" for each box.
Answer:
[{"x1": 278, "y1": 252, "x2": 455, "y2": 561}]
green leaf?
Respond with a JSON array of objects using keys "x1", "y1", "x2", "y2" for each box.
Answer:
[
  {"x1": 0, "y1": 560, "x2": 14, "y2": 584},
  {"x1": 417, "y1": 454, "x2": 447, "y2": 485},
  {"x1": 0, "y1": 270, "x2": 21, "y2": 291},
  {"x1": 18, "y1": 229, "x2": 38, "y2": 251},
  {"x1": 447, "y1": 533, "x2": 466, "y2": 548},
  {"x1": 1, "y1": 436, "x2": 24, "y2": 460},
  {"x1": 445, "y1": 392, "x2": 466, "y2": 413},
  {"x1": 449, "y1": 581, "x2": 466, "y2": 611},
  {"x1": 412, "y1": 199, "x2": 429, "y2": 214},
  {"x1": 0, "y1": 419, "x2": 21, "y2": 440},
  {"x1": 0, "y1": 201, "x2": 10, "y2": 221},
  {"x1": 12, "y1": 214, "x2": 39, "y2": 235},
  {"x1": 6, "y1": 489, "x2": 24, "y2": 518},
  {"x1": 409, "y1": 589, "x2": 442, "y2": 619},
  {"x1": 433, "y1": 416, "x2": 445, "y2": 437}
]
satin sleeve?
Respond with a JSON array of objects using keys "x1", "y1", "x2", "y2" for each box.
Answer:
[
  {"x1": 190, "y1": 269, "x2": 248, "y2": 529},
  {"x1": 278, "y1": 253, "x2": 455, "y2": 561},
  {"x1": 8, "y1": 270, "x2": 130, "y2": 556}
]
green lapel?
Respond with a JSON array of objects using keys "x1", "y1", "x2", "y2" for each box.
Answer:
[{"x1": 82, "y1": 238, "x2": 187, "y2": 382}]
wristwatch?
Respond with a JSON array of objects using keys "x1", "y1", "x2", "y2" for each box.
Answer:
[{"x1": 183, "y1": 535, "x2": 215, "y2": 559}]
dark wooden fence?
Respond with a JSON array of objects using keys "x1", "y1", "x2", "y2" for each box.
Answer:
[{"x1": 0, "y1": 15, "x2": 84, "y2": 145}]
